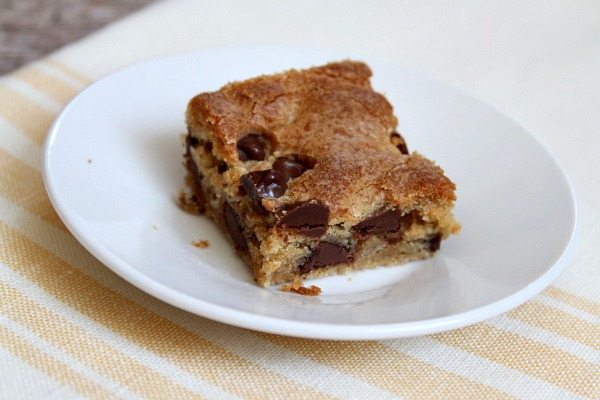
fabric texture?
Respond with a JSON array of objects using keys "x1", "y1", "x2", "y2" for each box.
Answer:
[{"x1": 0, "y1": 1, "x2": 598, "y2": 398}]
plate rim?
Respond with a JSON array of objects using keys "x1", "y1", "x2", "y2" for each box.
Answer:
[{"x1": 42, "y1": 45, "x2": 579, "y2": 340}]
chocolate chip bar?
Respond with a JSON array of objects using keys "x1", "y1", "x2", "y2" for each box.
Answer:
[{"x1": 184, "y1": 61, "x2": 460, "y2": 287}]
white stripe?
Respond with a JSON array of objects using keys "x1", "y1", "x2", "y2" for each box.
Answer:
[
  {"x1": 488, "y1": 315, "x2": 600, "y2": 364},
  {"x1": 0, "y1": 197, "x2": 399, "y2": 400},
  {"x1": 383, "y1": 336, "x2": 585, "y2": 400},
  {"x1": 535, "y1": 295, "x2": 600, "y2": 325},
  {"x1": 0, "y1": 347, "x2": 84, "y2": 400},
  {"x1": 0, "y1": 312, "x2": 139, "y2": 400},
  {"x1": 0, "y1": 265, "x2": 240, "y2": 400},
  {"x1": 35, "y1": 61, "x2": 88, "y2": 90},
  {"x1": 0, "y1": 78, "x2": 63, "y2": 114},
  {"x1": 0, "y1": 117, "x2": 42, "y2": 171}
]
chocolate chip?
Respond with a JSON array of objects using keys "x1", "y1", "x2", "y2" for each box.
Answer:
[
  {"x1": 237, "y1": 133, "x2": 266, "y2": 161},
  {"x1": 297, "y1": 154, "x2": 317, "y2": 169},
  {"x1": 241, "y1": 170, "x2": 287, "y2": 211},
  {"x1": 299, "y1": 242, "x2": 352, "y2": 274},
  {"x1": 217, "y1": 161, "x2": 228, "y2": 173},
  {"x1": 298, "y1": 226, "x2": 327, "y2": 238},
  {"x1": 186, "y1": 135, "x2": 200, "y2": 150},
  {"x1": 243, "y1": 170, "x2": 287, "y2": 198},
  {"x1": 428, "y1": 234, "x2": 442, "y2": 252},
  {"x1": 390, "y1": 132, "x2": 409, "y2": 154},
  {"x1": 273, "y1": 157, "x2": 305, "y2": 180},
  {"x1": 279, "y1": 201, "x2": 329, "y2": 228},
  {"x1": 272, "y1": 154, "x2": 316, "y2": 181},
  {"x1": 354, "y1": 209, "x2": 413, "y2": 234},
  {"x1": 203, "y1": 141, "x2": 213, "y2": 153},
  {"x1": 223, "y1": 202, "x2": 247, "y2": 251}
]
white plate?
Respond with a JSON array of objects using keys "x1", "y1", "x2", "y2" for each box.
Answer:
[{"x1": 43, "y1": 45, "x2": 577, "y2": 340}]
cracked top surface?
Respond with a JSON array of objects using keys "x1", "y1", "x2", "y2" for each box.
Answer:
[{"x1": 186, "y1": 61, "x2": 456, "y2": 223}]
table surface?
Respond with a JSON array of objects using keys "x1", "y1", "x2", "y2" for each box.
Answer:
[{"x1": 0, "y1": 0, "x2": 153, "y2": 75}]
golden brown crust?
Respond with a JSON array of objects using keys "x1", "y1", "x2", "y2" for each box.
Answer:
[{"x1": 186, "y1": 61, "x2": 456, "y2": 222}]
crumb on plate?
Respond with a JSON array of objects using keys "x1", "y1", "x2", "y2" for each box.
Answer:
[
  {"x1": 192, "y1": 239, "x2": 209, "y2": 248},
  {"x1": 280, "y1": 276, "x2": 321, "y2": 296}
]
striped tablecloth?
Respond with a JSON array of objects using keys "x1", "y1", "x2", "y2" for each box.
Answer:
[{"x1": 0, "y1": 1, "x2": 598, "y2": 398}]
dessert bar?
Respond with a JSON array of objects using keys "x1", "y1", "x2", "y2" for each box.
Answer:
[{"x1": 184, "y1": 61, "x2": 459, "y2": 286}]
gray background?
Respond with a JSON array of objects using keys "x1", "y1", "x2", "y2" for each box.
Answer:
[{"x1": 0, "y1": 0, "x2": 153, "y2": 74}]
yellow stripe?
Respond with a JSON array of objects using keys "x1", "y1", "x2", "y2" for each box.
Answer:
[
  {"x1": 0, "y1": 221, "x2": 336, "y2": 400},
  {"x1": 264, "y1": 335, "x2": 512, "y2": 399},
  {"x1": 508, "y1": 301, "x2": 600, "y2": 350},
  {"x1": 0, "y1": 324, "x2": 120, "y2": 400},
  {"x1": 0, "y1": 85, "x2": 55, "y2": 145},
  {"x1": 0, "y1": 148, "x2": 65, "y2": 229},
  {"x1": 433, "y1": 324, "x2": 599, "y2": 398},
  {"x1": 0, "y1": 282, "x2": 205, "y2": 400},
  {"x1": 46, "y1": 59, "x2": 93, "y2": 85},
  {"x1": 15, "y1": 67, "x2": 79, "y2": 104},
  {"x1": 545, "y1": 286, "x2": 600, "y2": 317}
]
